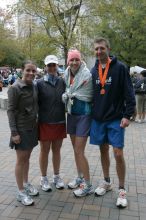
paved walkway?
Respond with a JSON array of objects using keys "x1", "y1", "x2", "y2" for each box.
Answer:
[
  {"x1": 0, "y1": 87, "x2": 8, "y2": 110},
  {"x1": 0, "y1": 87, "x2": 8, "y2": 97},
  {"x1": 0, "y1": 109, "x2": 146, "y2": 220}
]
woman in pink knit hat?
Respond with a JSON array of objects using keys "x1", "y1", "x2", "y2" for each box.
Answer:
[{"x1": 62, "y1": 49, "x2": 93, "y2": 197}]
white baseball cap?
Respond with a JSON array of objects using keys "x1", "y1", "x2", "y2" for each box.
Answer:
[{"x1": 44, "y1": 55, "x2": 59, "y2": 65}]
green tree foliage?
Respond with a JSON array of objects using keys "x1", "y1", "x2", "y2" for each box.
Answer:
[
  {"x1": 89, "y1": 0, "x2": 146, "y2": 67},
  {"x1": 0, "y1": 8, "x2": 25, "y2": 67},
  {"x1": 0, "y1": 39, "x2": 25, "y2": 67},
  {"x1": 4, "y1": 0, "x2": 146, "y2": 68},
  {"x1": 18, "y1": 32, "x2": 57, "y2": 67}
]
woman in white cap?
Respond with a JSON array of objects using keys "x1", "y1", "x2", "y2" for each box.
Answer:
[{"x1": 37, "y1": 55, "x2": 66, "y2": 191}]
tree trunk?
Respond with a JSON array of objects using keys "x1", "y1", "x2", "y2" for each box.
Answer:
[{"x1": 64, "y1": 44, "x2": 68, "y2": 69}]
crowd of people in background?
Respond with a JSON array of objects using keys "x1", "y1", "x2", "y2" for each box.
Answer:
[
  {"x1": 1, "y1": 65, "x2": 146, "y2": 127},
  {"x1": 0, "y1": 68, "x2": 22, "y2": 90},
  {"x1": 131, "y1": 70, "x2": 146, "y2": 123},
  {"x1": 0, "y1": 66, "x2": 65, "y2": 92}
]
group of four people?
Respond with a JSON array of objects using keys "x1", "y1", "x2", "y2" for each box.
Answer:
[{"x1": 7, "y1": 37, "x2": 135, "y2": 208}]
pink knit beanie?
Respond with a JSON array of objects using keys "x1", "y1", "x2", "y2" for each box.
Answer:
[{"x1": 67, "y1": 49, "x2": 81, "y2": 65}]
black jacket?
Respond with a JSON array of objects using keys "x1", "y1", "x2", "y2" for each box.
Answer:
[
  {"x1": 37, "y1": 76, "x2": 66, "y2": 124},
  {"x1": 91, "y1": 56, "x2": 136, "y2": 122},
  {"x1": 134, "y1": 77, "x2": 146, "y2": 94}
]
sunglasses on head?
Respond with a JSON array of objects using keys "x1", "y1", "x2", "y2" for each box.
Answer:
[{"x1": 47, "y1": 63, "x2": 56, "y2": 67}]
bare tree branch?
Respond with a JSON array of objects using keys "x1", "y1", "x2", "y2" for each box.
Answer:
[
  {"x1": 47, "y1": 0, "x2": 65, "y2": 36},
  {"x1": 68, "y1": 0, "x2": 83, "y2": 41}
]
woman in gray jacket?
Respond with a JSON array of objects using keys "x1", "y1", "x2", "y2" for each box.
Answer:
[{"x1": 7, "y1": 60, "x2": 39, "y2": 206}]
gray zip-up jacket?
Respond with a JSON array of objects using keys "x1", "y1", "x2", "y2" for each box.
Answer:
[{"x1": 7, "y1": 79, "x2": 38, "y2": 135}]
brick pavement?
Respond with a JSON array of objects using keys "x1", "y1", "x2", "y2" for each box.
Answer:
[{"x1": 0, "y1": 109, "x2": 146, "y2": 220}]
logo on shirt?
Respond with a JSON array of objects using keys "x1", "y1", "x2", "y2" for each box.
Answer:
[{"x1": 96, "y1": 77, "x2": 112, "y2": 85}]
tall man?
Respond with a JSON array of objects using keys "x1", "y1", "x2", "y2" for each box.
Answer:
[{"x1": 90, "y1": 38, "x2": 135, "y2": 208}]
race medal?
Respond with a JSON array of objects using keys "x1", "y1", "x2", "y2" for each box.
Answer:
[
  {"x1": 100, "y1": 88, "x2": 105, "y2": 95},
  {"x1": 98, "y1": 57, "x2": 111, "y2": 96}
]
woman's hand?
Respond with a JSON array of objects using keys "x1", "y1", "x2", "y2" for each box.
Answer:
[
  {"x1": 12, "y1": 135, "x2": 21, "y2": 144},
  {"x1": 120, "y1": 118, "x2": 130, "y2": 128},
  {"x1": 62, "y1": 93, "x2": 68, "y2": 103}
]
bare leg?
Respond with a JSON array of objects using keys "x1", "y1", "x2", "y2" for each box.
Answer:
[
  {"x1": 141, "y1": 98, "x2": 146, "y2": 120},
  {"x1": 136, "y1": 95, "x2": 142, "y2": 120},
  {"x1": 70, "y1": 135, "x2": 82, "y2": 177},
  {"x1": 142, "y1": 100, "x2": 146, "y2": 120},
  {"x1": 113, "y1": 148, "x2": 126, "y2": 188},
  {"x1": 100, "y1": 144, "x2": 110, "y2": 179},
  {"x1": 143, "y1": 97, "x2": 146, "y2": 120},
  {"x1": 142, "y1": 113, "x2": 145, "y2": 120},
  {"x1": 51, "y1": 139, "x2": 63, "y2": 175},
  {"x1": 137, "y1": 113, "x2": 142, "y2": 120},
  {"x1": 74, "y1": 137, "x2": 90, "y2": 181},
  {"x1": 23, "y1": 149, "x2": 32, "y2": 183},
  {"x1": 39, "y1": 141, "x2": 51, "y2": 176},
  {"x1": 15, "y1": 150, "x2": 31, "y2": 191}
]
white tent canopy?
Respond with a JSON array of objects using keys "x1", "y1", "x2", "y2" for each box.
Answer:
[
  {"x1": 130, "y1": 66, "x2": 146, "y2": 74},
  {"x1": 37, "y1": 67, "x2": 43, "y2": 72}
]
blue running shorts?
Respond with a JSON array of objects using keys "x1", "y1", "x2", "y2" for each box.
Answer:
[{"x1": 90, "y1": 119, "x2": 125, "y2": 148}]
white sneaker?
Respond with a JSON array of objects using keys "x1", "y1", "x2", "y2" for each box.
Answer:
[
  {"x1": 24, "y1": 183, "x2": 39, "y2": 196},
  {"x1": 17, "y1": 191, "x2": 34, "y2": 206},
  {"x1": 40, "y1": 176, "x2": 52, "y2": 192},
  {"x1": 68, "y1": 177, "x2": 84, "y2": 189},
  {"x1": 116, "y1": 189, "x2": 128, "y2": 208},
  {"x1": 95, "y1": 180, "x2": 112, "y2": 196},
  {"x1": 135, "y1": 119, "x2": 142, "y2": 123},
  {"x1": 73, "y1": 183, "x2": 94, "y2": 197},
  {"x1": 53, "y1": 174, "x2": 64, "y2": 189}
]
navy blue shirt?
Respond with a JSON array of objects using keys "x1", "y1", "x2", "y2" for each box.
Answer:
[{"x1": 91, "y1": 56, "x2": 136, "y2": 122}]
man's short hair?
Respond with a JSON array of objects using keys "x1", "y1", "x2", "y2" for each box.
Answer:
[{"x1": 94, "y1": 37, "x2": 110, "y2": 49}]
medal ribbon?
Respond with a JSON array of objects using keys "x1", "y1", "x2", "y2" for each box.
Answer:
[
  {"x1": 70, "y1": 76, "x2": 74, "y2": 85},
  {"x1": 70, "y1": 69, "x2": 75, "y2": 86},
  {"x1": 98, "y1": 57, "x2": 111, "y2": 89}
]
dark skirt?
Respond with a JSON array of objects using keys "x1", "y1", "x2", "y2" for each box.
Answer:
[{"x1": 9, "y1": 127, "x2": 38, "y2": 150}]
